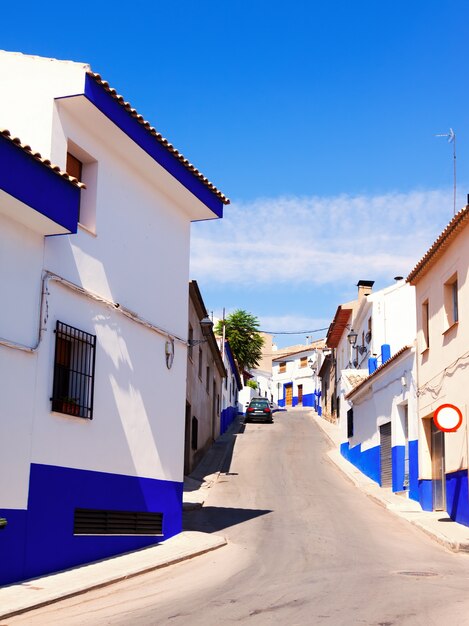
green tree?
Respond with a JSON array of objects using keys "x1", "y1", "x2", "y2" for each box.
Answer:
[{"x1": 215, "y1": 310, "x2": 264, "y2": 373}]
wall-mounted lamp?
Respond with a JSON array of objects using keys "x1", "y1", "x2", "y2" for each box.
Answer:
[
  {"x1": 347, "y1": 329, "x2": 358, "y2": 345},
  {"x1": 188, "y1": 316, "x2": 214, "y2": 347}
]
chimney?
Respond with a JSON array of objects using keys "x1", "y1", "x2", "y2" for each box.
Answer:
[{"x1": 357, "y1": 280, "x2": 374, "y2": 302}]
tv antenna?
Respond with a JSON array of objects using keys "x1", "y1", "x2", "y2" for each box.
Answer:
[{"x1": 435, "y1": 128, "x2": 456, "y2": 215}]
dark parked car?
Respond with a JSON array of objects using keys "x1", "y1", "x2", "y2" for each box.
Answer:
[{"x1": 245, "y1": 398, "x2": 273, "y2": 423}]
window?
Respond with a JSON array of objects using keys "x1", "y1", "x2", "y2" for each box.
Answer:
[
  {"x1": 279, "y1": 361, "x2": 286, "y2": 373},
  {"x1": 66, "y1": 152, "x2": 83, "y2": 181},
  {"x1": 66, "y1": 142, "x2": 98, "y2": 233},
  {"x1": 444, "y1": 274, "x2": 458, "y2": 329},
  {"x1": 422, "y1": 299, "x2": 429, "y2": 350},
  {"x1": 188, "y1": 325, "x2": 193, "y2": 361},
  {"x1": 206, "y1": 366, "x2": 210, "y2": 393},
  {"x1": 191, "y1": 416, "x2": 198, "y2": 450},
  {"x1": 347, "y1": 408, "x2": 353, "y2": 438},
  {"x1": 300, "y1": 357, "x2": 307, "y2": 368},
  {"x1": 51, "y1": 321, "x2": 96, "y2": 419},
  {"x1": 198, "y1": 348, "x2": 203, "y2": 379}
]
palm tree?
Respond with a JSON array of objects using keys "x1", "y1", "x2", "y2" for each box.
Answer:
[{"x1": 215, "y1": 310, "x2": 264, "y2": 376}]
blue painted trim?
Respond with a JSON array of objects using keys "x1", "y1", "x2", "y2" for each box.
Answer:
[
  {"x1": 0, "y1": 134, "x2": 79, "y2": 233},
  {"x1": 408, "y1": 440, "x2": 419, "y2": 502},
  {"x1": 381, "y1": 344, "x2": 391, "y2": 363},
  {"x1": 340, "y1": 441, "x2": 380, "y2": 484},
  {"x1": 392, "y1": 445, "x2": 405, "y2": 492},
  {"x1": 282, "y1": 382, "x2": 292, "y2": 408},
  {"x1": 0, "y1": 463, "x2": 182, "y2": 585},
  {"x1": 301, "y1": 393, "x2": 314, "y2": 407},
  {"x1": 82, "y1": 76, "x2": 224, "y2": 218},
  {"x1": 446, "y1": 469, "x2": 469, "y2": 527},
  {"x1": 340, "y1": 441, "x2": 350, "y2": 458},
  {"x1": 225, "y1": 342, "x2": 242, "y2": 390},
  {"x1": 220, "y1": 405, "x2": 238, "y2": 434},
  {"x1": 419, "y1": 479, "x2": 433, "y2": 511}
]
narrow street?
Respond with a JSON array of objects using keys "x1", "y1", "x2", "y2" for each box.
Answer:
[{"x1": 10, "y1": 409, "x2": 469, "y2": 625}]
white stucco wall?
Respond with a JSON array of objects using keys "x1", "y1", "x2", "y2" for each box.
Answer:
[
  {"x1": 0, "y1": 214, "x2": 46, "y2": 508},
  {"x1": 0, "y1": 51, "x2": 87, "y2": 159},
  {"x1": 414, "y1": 222, "x2": 469, "y2": 476},
  {"x1": 0, "y1": 51, "x2": 220, "y2": 514},
  {"x1": 349, "y1": 351, "x2": 417, "y2": 453}
]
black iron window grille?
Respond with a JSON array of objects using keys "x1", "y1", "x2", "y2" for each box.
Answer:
[{"x1": 51, "y1": 320, "x2": 97, "y2": 419}]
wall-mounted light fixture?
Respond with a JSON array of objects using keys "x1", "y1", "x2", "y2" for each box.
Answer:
[
  {"x1": 188, "y1": 316, "x2": 214, "y2": 347},
  {"x1": 347, "y1": 328, "x2": 368, "y2": 355}
]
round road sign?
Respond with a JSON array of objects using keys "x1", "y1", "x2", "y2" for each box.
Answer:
[{"x1": 433, "y1": 404, "x2": 463, "y2": 432}]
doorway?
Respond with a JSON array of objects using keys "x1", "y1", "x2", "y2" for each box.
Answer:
[
  {"x1": 285, "y1": 384, "x2": 293, "y2": 406},
  {"x1": 184, "y1": 402, "x2": 191, "y2": 476},
  {"x1": 297, "y1": 384, "x2": 303, "y2": 406},
  {"x1": 380, "y1": 422, "x2": 392, "y2": 488},
  {"x1": 431, "y1": 420, "x2": 446, "y2": 511}
]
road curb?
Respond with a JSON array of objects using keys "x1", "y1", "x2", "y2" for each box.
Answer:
[
  {"x1": 0, "y1": 532, "x2": 227, "y2": 620},
  {"x1": 322, "y1": 429, "x2": 469, "y2": 554}
]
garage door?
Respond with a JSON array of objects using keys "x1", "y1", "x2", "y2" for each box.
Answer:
[{"x1": 380, "y1": 422, "x2": 392, "y2": 488}]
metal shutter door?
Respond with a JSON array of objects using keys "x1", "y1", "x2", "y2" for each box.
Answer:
[{"x1": 380, "y1": 422, "x2": 392, "y2": 488}]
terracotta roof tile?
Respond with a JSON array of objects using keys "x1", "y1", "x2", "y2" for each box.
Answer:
[
  {"x1": 1, "y1": 129, "x2": 85, "y2": 189},
  {"x1": 87, "y1": 72, "x2": 230, "y2": 205},
  {"x1": 407, "y1": 206, "x2": 469, "y2": 284}
]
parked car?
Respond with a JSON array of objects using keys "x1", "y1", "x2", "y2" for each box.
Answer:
[{"x1": 245, "y1": 398, "x2": 273, "y2": 423}]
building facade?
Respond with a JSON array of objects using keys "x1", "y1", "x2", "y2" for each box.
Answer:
[
  {"x1": 272, "y1": 342, "x2": 324, "y2": 408},
  {"x1": 185, "y1": 281, "x2": 226, "y2": 474},
  {"x1": 0, "y1": 52, "x2": 228, "y2": 584},
  {"x1": 325, "y1": 279, "x2": 419, "y2": 501},
  {"x1": 407, "y1": 206, "x2": 469, "y2": 525}
]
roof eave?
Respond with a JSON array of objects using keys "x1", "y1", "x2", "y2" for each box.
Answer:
[{"x1": 83, "y1": 73, "x2": 228, "y2": 217}]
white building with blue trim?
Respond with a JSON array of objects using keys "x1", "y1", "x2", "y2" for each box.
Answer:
[
  {"x1": 0, "y1": 51, "x2": 228, "y2": 585},
  {"x1": 219, "y1": 340, "x2": 242, "y2": 434},
  {"x1": 332, "y1": 279, "x2": 418, "y2": 500},
  {"x1": 272, "y1": 342, "x2": 324, "y2": 408}
]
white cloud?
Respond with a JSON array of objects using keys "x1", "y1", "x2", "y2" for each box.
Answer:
[
  {"x1": 257, "y1": 313, "x2": 330, "y2": 334},
  {"x1": 191, "y1": 188, "x2": 457, "y2": 287}
]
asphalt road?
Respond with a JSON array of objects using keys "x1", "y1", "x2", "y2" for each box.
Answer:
[{"x1": 9, "y1": 409, "x2": 469, "y2": 625}]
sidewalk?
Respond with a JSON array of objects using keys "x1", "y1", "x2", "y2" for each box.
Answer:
[
  {"x1": 0, "y1": 416, "x2": 242, "y2": 620},
  {"x1": 311, "y1": 412, "x2": 469, "y2": 554}
]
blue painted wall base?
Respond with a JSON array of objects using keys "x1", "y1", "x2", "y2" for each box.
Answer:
[
  {"x1": 340, "y1": 442, "x2": 380, "y2": 484},
  {"x1": 392, "y1": 445, "x2": 405, "y2": 492},
  {"x1": 446, "y1": 469, "x2": 469, "y2": 527},
  {"x1": 418, "y1": 479, "x2": 433, "y2": 511},
  {"x1": 0, "y1": 463, "x2": 183, "y2": 586},
  {"x1": 220, "y1": 405, "x2": 238, "y2": 435},
  {"x1": 409, "y1": 440, "x2": 419, "y2": 502}
]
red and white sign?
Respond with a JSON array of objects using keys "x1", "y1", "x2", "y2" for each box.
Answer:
[{"x1": 433, "y1": 404, "x2": 463, "y2": 432}]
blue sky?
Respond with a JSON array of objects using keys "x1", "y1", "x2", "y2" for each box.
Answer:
[{"x1": 4, "y1": 1, "x2": 469, "y2": 346}]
